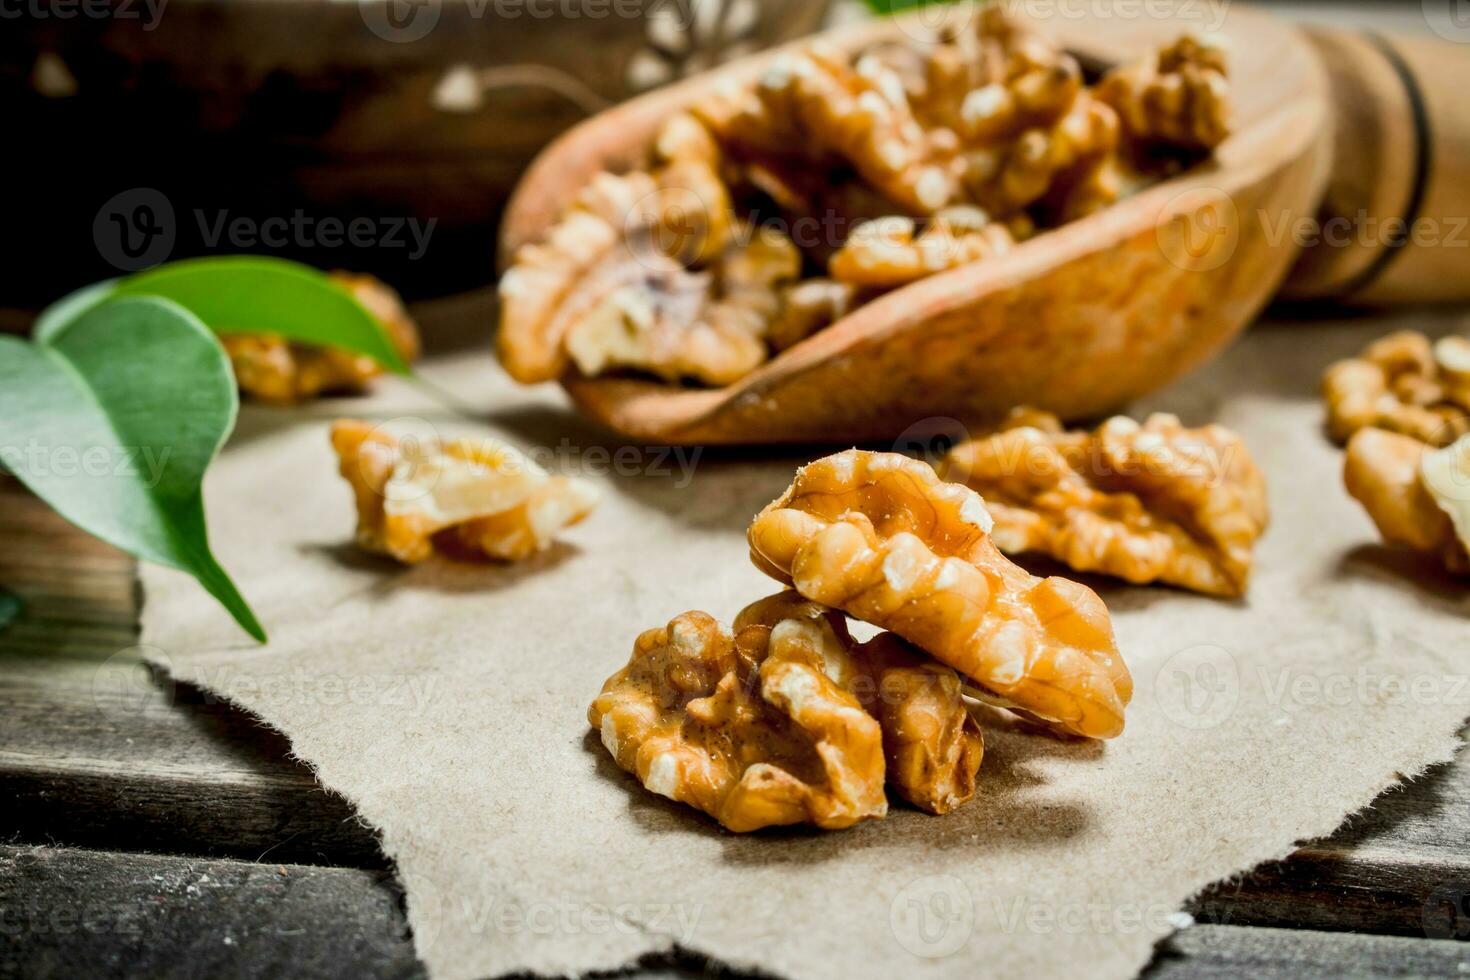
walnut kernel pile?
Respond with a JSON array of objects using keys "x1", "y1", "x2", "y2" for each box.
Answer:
[
  {"x1": 591, "y1": 451, "x2": 1129, "y2": 833},
  {"x1": 500, "y1": 12, "x2": 1232, "y2": 388},
  {"x1": 330, "y1": 420, "x2": 598, "y2": 564},
  {"x1": 223, "y1": 273, "x2": 421, "y2": 406},
  {"x1": 749, "y1": 450, "x2": 1132, "y2": 740},
  {"x1": 942, "y1": 408, "x2": 1269, "y2": 596}
]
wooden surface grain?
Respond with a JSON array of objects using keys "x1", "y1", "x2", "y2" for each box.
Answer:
[
  {"x1": 3, "y1": 475, "x2": 1469, "y2": 977},
  {"x1": 5, "y1": 843, "x2": 1469, "y2": 980}
]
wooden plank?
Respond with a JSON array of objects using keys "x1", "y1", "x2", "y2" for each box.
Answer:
[
  {"x1": 4, "y1": 845, "x2": 1467, "y2": 980},
  {"x1": 3, "y1": 478, "x2": 1470, "y2": 934},
  {"x1": 1188, "y1": 755, "x2": 1470, "y2": 939},
  {"x1": 1145, "y1": 924, "x2": 1470, "y2": 979},
  {"x1": 0, "y1": 480, "x2": 383, "y2": 869},
  {"x1": 0, "y1": 845, "x2": 424, "y2": 980}
]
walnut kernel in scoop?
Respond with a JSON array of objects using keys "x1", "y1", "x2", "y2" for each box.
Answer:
[{"x1": 498, "y1": 13, "x2": 1233, "y2": 391}]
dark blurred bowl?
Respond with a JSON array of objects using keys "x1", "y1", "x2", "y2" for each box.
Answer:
[{"x1": 5, "y1": 0, "x2": 830, "y2": 310}]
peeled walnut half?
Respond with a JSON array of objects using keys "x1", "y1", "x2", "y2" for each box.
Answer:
[
  {"x1": 589, "y1": 605, "x2": 887, "y2": 833},
  {"x1": 942, "y1": 409, "x2": 1269, "y2": 597},
  {"x1": 949, "y1": 17, "x2": 1121, "y2": 222},
  {"x1": 768, "y1": 279, "x2": 858, "y2": 352},
  {"x1": 850, "y1": 631, "x2": 984, "y2": 814},
  {"x1": 734, "y1": 592, "x2": 984, "y2": 815},
  {"x1": 222, "y1": 273, "x2": 421, "y2": 406},
  {"x1": 748, "y1": 450, "x2": 1132, "y2": 740},
  {"x1": 330, "y1": 420, "x2": 598, "y2": 564},
  {"x1": 1323, "y1": 331, "x2": 1470, "y2": 447},
  {"x1": 702, "y1": 43, "x2": 964, "y2": 217},
  {"x1": 562, "y1": 225, "x2": 801, "y2": 386},
  {"x1": 829, "y1": 209, "x2": 1016, "y2": 289},
  {"x1": 1345, "y1": 428, "x2": 1470, "y2": 575},
  {"x1": 1096, "y1": 32, "x2": 1230, "y2": 154}
]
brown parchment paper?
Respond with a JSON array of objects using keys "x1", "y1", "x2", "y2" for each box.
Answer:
[{"x1": 141, "y1": 309, "x2": 1470, "y2": 980}]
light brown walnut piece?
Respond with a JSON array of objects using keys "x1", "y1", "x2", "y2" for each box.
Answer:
[
  {"x1": 1323, "y1": 331, "x2": 1470, "y2": 447},
  {"x1": 330, "y1": 420, "x2": 598, "y2": 564},
  {"x1": 1345, "y1": 428, "x2": 1470, "y2": 575},
  {"x1": 701, "y1": 43, "x2": 963, "y2": 216},
  {"x1": 829, "y1": 209, "x2": 1016, "y2": 289},
  {"x1": 960, "y1": 87, "x2": 1120, "y2": 218},
  {"x1": 1096, "y1": 33, "x2": 1231, "y2": 154},
  {"x1": 733, "y1": 592, "x2": 984, "y2": 815},
  {"x1": 562, "y1": 225, "x2": 800, "y2": 386},
  {"x1": 942, "y1": 409, "x2": 1269, "y2": 597},
  {"x1": 588, "y1": 605, "x2": 887, "y2": 833},
  {"x1": 768, "y1": 279, "x2": 858, "y2": 352},
  {"x1": 222, "y1": 273, "x2": 421, "y2": 406},
  {"x1": 878, "y1": 7, "x2": 1069, "y2": 138},
  {"x1": 649, "y1": 112, "x2": 737, "y2": 265},
  {"x1": 498, "y1": 115, "x2": 744, "y2": 386},
  {"x1": 850, "y1": 631, "x2": 984, "y2": 814},
  {"x1": 748, "y1": 450, "x2": 1132, "y2": 739},
  {"x1": 497, "y1": 171, "x2": 660, "y2": 383}
]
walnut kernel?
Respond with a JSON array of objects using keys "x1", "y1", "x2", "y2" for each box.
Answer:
[
  {"x1": 943, "y1": 409, "x2": 1269, "y2": 596},
  {"x1": 588, "y1": 606, "x2": 887, "y2": 832},
  {"x1": 222, "y1": 273, "x2": 420, "y2": 406},
  {"x1": 748, "y1": 450, "x2": 1132, "y2": 739},
  {"x1": 330, "y1": 420, "x2": 598, "y2": 563}
]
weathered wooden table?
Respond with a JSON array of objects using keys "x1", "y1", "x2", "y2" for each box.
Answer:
[{"x1": 3, "y1": 460, "x2": 1469, "y2": 978}]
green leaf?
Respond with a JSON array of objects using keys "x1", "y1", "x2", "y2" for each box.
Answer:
[
  {"x1": 1, "y1": 297, "x2": 265, "y2": 642},
  {"x1": 0, "y1": 589, "x2": 22, "y2": 633},
  {"x1": 34, "y1": 278, "x2": 119, "y2": 340},
  {"x1": 34, "y1": 257, "x2": 409, "y2": 375},
  {"x1": 861, "y1": 0, "x2": 962, "y2": 12}
]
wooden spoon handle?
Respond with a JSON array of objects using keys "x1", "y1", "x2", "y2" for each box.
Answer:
[{"x1": 1282, "y1": 28, "x2": 1470, "y2": 305}]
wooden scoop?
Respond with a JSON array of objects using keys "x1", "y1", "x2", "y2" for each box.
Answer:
[{"x1": 500, "y1": 4, "x2": 1468, "y2": 445}]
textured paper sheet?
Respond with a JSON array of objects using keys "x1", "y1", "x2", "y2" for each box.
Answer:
[{"x1": 142, "y1": 307, "x2": 1470, "y2": 980}]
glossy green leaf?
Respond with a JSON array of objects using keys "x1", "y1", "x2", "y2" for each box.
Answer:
[
  {"x1": 1, "y1": 297, "x2": 265, "y2": 641},
  {"x1": 33, "y1": 256, "x2": 408, "y2": 374},
  {"x1": 33, "y1": 278, "x2": 119, "y2": 340},
  {"x1": 861, "y1": 0, "x2": 961, "y2": 12},
  {"x1": 0, "y1": 588, "x2": 22, "y2": 633}
]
